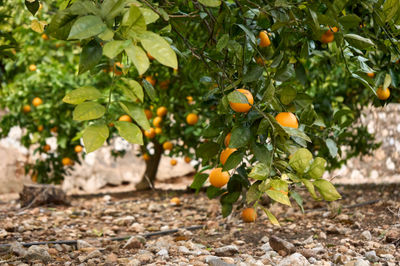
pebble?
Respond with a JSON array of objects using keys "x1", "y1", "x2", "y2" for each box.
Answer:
[
  {"x1": 114, "y1": 216, "x2": 135, "y2": 226},
  {"x1": 11, "y1": 242, "x2": 27, "y2": 257},
  {"x1": 25, "y1": 245, "x2": 51, "y2": 263},
  {"x1": 308, "y1": 257, "x2": 317, "y2": 264},
  {"x1": 277, "y1": 252, "x2": 310, "y2": 266},
  {"x1": 124, "y1": 236, "x2": 144, "y2": 249},
  {"x1": 105, "y1": 253, "x2": 118, "y2": 263},
  {"x1": 260, "y1": 242, "x2": 272, "y2": 252},
  {"x1": 364, "y1": 250, "x2": 379, "y2": 262},
  {"x1": 269, "y1": 236, "x2": 296, "y2": 256},
  {"x1": 77, "y1": 240, "x2": 92, "y2": 249},
  {"x1": 361, "y1": 230, "x2": 372, "y2": 241},
  {"x1": 178, "y1": 245, "x2": 191, "y2": 254},
  {"x1": 318, "y1": 231, "x2": 327, "y2": 239},
  {"x1": 214, "y1": 245, "x2": 239, "y2": 256},
  {"x1": 156, "y1": 248, "x2": 169, "y2": 258}
]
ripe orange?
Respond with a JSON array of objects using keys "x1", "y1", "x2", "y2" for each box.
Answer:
[
  {"x1": 62, "y1": 157, "x2": 73, "y2": 166},
  {"x1": 186, "y1": 113, "x2": 198, "y2": 125},
  {"x1": 41, "y1": 34, "x2": 49, "y2": 40},
  {"x1": 224, "y1": 133, "x2": 231, "y2": 147},
  {"x1": 331, "y1": 26, "x2": 339, "y2": 33},
  {"x1": 22, "y1": 105, "x2": 31, "y2": 113},
  {"x1": 147, "y1": 52, "x2": 155, "y2": 60},
  {"x1": 113, "y1": 62, "x2": 123, "y2": 76},
  {"x1": 50, "y1": 126, "x2": 58, "y2": 133},
  {"x1": 186, "y1": 96, "x2": 194, "y2": 104},
  {"x1": 143, "y1": 153, "x2": 150, "y2": 161},
  {"x1": 159, "y1": 80, "x2": 170, "y2": 90},
  {"x1": 37, "y1": 125, "x2": 44, "y2": 132},
  {"x1": 29, "y1": 64, "x2": 37, "y2": 71},
  {"x1": 229, "y1": 89, "x2": 254, "y2": 113},
  {"x1": 153, "y1": 116, "x2": 162, "y2": 127},
  {"x1": 220, "y1": 147, "x2": 237, "y2": 165},
  {"x1": 170, "y1": 159, "x2": 177, "y2": 166},
  {"x1": 144, "y1": 109, "x2": 152, "y2": 119},
  {"x1": 241, "y1": 208, "x2": 257, "y2": 222},
  {"x1": 155, "y1": 127, "x2": 162, "y2": 135},
  {"x1": 170, "y1": 197, "x2": 180, "y2": 205},
  {"x1": 156, "y1": 106, "x2": 167, "y2": 117},
  {"x1": 74, "y1": 145, "x2": 83, "y2": 153},
  {"x1": 209, "y1": 168, "x2": 230, "y2": 188},
  {"x1": 321, "y1": 29, "x2": 334, "y2": 44},
  {"x1": 184, "y1": 156, "x2": 191, "y2": 163},
  {"x1": 145, "y1": 76, "x2": 156, "y2": 86},
  {"x1": 163, "y1": 141, "x2": 173, "y2": 150},
  {"x1": 376, "y1": 87, "x2": 390, "y2": 100},
  {"x1": 367, "y1": 72, "x2": 375, "y2": 78},
  {"x1": 259, "y1": 31, "x2": 271, "y2": 47},
  {"x1": 32, "y1": 97, "x2": 43, "y2": 107},
  {"x1": 43, "y1": 144, "x2": 51, "y2": 152},
  {"x1": 119, "y1": 115, "x2": 132, "y2": 122},
  {"x1": 144, "y1": 128, "x2": 156, "y2": 139},
  {"x1": 275, "y1": 112, "x2": 298, "y2": 128},
  {"x1": 255, "y1": 57, "x2": 265, "y2": 66}
]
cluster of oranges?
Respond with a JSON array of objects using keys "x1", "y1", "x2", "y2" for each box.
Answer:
[
  {"x1": 22, "y1": 96, "x2": 43, "y2": 113},
  {"x1": 367, "y1": 72, "x2": 391, "y2": 100}
]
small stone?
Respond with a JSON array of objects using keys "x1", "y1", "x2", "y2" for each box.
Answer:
[
  {"x1": 114, "y1": 216, "x2": 135, "y2": 226},
  {"x1": 303, "y1": 235, "x2": 314, "y2": 244},
  {"x1": 77, "y1": 240, "x2": 92, "y2": 250},
  {"x1": 148, "y1": 203, "x2": 162, "y2": 212},
  {"x1": 385, "y1": 229, "x2": 400, "y2": 243},
  {"x1": 361, "y1": 231, "x2": 372, "y2": 241},
  {"x1": 25, "y1": 245, "x2": 51, "y2": 263},
  {"x1": 214, "y1": 245, "x2": 239, "y2": 256},
  {"x1": 105, "y1": 253, "x2": 118, "y2": 263},
  {"x1": 308, "y1": 257, "x2": 317, "y2": 264},
  {"x1": 261, "y1": 236, "x2": 269, "y2": 243},
  {"x1": 11, "y1": 242, "x2": 27, "y2": 257},
  {"x1": 127, "y1": 258, "x2": 141, "y2": 266},
  {"x1": 277, "y1": 252, "x2": 310, "y2": 266},
  {"x1": 205, "y1": 255, "x2": 234, "y2": 266},
  {"x1": 85, "y1": 249, "x2": 102, "y2": 261},
  {"x1": 54, "y1": 244, "x2": 63, "y2": 252},
  {"x1": 48, "y1": 248, "x2": 58, "y2": 256},
  {"x1": 156, "y1": 248, "x2": 169, "y2": 258},
  {"x1": 124, "y1": 236, "x2": 143, "y2": 249},
  {"x1": 299, "y1": 249, "x2": 316, "y2": 258},
  {"x1": 178, "y1": 246, "x2": 191, "y2": 254},
  {"x1": 364, "y1": 250, "x2": 379, "y2": 262},
  {"x1": 319, "y1": 231, "x2": 327, "y2": 239},
  {"x1": 345, "y1": 259, "x2": 370, "y2": 266},
  {"x1": 0, "y1": 228, "x2": 8, "y2": 238},
  {"x1": 379, "y1": 253, "x2": 394, "y2": 260},
  {"x1": 136, "y1": 250, "x2": 153, "y2": 264},
  {"x1": 333, "y1": 253, "x2": 346, "y2": 264},
  {"x1": 260, "y1": 242, "x2": 272, "y2": 252},
  {"x1": 269, "y1": 236, "x2": 296, "y2": 256}
]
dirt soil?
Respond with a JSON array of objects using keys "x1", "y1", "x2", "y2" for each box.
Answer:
[{"x1": 0, "y1": 182, "x2": 399, "y2": 265}]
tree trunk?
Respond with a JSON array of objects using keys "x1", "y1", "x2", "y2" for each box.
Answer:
[{"x1": 135, "y1": 141, "x2": 163, "y2": 190}]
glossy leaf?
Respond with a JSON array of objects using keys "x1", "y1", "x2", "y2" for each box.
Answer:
[
  {"x1": 289, "y1": 148, "x2": 313, "y2": 174},
  {"x1": 103, "y1": 40, "x2": 130, "y2": 59},
  {"x1": 83, "y1": 123, "x2": 109, "y2": 153},
  {"x1": 68, "y1": 15, "x2": 106, "y2": 40},
  {"x1": 121, "y1": 78, "x2": 144, "y2": 102},
  {"x1": 125, "y1": 43, "x2": 149, "y2": 75},
  {"x1": 308, "y1": 157, "x2": 327, "y2": 179},
  {"x1": 313, "y1": 179, "x2": 341, "y2": 201},
  {"x1": 248, "y1": 163, "x2": 269, "y2": 180},
  {"x1": 198, "y1": 0, "x2": 222, "y2": 7},
  {"x1": 63, "y1": 86, "x2": 102, "y2": 104},
  {"x1": 73, "y1": 102, "x2": 105, "y2": 121},
  {"x1": 114, "y1": 121, "x2": 143, "y2": 145},
  {"x1": 119, "y1": 101, "x2": 150, "y2": 130},
  {"x1": 79, "y1": 39, "x2": 102, "y2": 74}
]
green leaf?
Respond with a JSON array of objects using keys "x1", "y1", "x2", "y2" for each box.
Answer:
[
  {"x1": 266, "y1": 190, "x2": 291, "y2": 206},
  {"x1": 138, "y1": 31, "x2": 178, "y2": 69},
  {"x1": 383, "y1": 0, "x2": 400, "y2": 22},
  {"x1": 221, "y1": 203, "x2": 233, "y2": 217},
  {"x1": 122, "y1": 4, "x2": 146, "y2": 31},
  {"x1": 289, "y1": 148, "x2": 313, "y2": 174},
  {"x1": 237, "y1": 24, "x2": 256, "y2": 45},
  {"x1": 100, "y1": 0, "x2": 125, "y2": 21},
  {"x1": 142, "y1": 78, "x2": 156, "y2": 101},
  {"x1": 114, "y1": 121, "x2": 143, "y2": 145},
  {"x1": 47, "y1": 10, "x2": 77, "y2": 40},
  {"x1": 98, "y1": 28, "x2": 114, "y2": 41},
  {"x1": 221, "y1": 191, "x2": 241, "y2": 204},
  {"x1": 338, "y1": 14, "x2": 361, "y2": 29},
  {"x1": 344, "y1": 34, "x2": 375, "y2": 49},
  {"x1": 243, "y1": 66, "x2": 264, "y2": 83},
  {"x1": 275, "y1": 64, "x2": 295, "y2": 82},
  {"x1": 222, "y1": 151, "x2": 244, "y2": 171},
  {"x1": 216, "y1": 34, "x2": 229, "y2": 52},
  {"x1": 308, "y1": 157, "x2": 327, "y2": 179},
  {"x1": 284, "y1": 127, "x2": 312, "y2": 143},
  {"x1": 301, "y1": 178, "x2": 319, "y2": 200},
  {"x1": 280, "y1": 87, "x2": 297, "y2": 105},
  {"x1": 383, "y1": 73, "x2": 392, "y2": 90},
  {"x1": 25, "y1": 0, "x2": 39, "y2": 16},
  {"x1": 139, "y1": 7, "x2": 160, "y2": 24},
  {"x1": 73, "y1": 102, "x2": 106, "y2": 121},
  {"x1": 196, "y1": 142, "x2": 219, "y2": 161},
  {"x1": 198, "y1": 0, "x2": 222, "y2": 7},
  {"x1": 63, "y1": 86, "x2": 102, "y2": 105},
  {"x1": 83, "y1": 123, "x2": 109, "y2": 153},
  {"x1": 227, "y1": 90, "x2": 248, "y2": 104},
  {"x1": 190, "y1": 173, "x2": 208, "y2": 192},
  {"x1": 300, "y1": 104, "x2": 317, "y2": 125},
  {"x1": 119, "y1": 101, "x2": 150, "y2": 130},
  {"x1": 246, "y1": 182, "x2": 262, "y2": 204},
  {"x1": 103, "y1": 40, "x2": 130, "y2": 59},
  {"x1": 121, "y1": 78, "x2": 144, "y2": 102},
  {"x1": 79, "y1": 39, "x2": 102, "y2": 74},
  {"x1": 68, "y1": 15, "x2": 106, "y2": 40},
  {"x1": 229, "y1": 126, "x2": 251, "y2": 148},
  {"x1": 250, "y1": 142, "x2": 272, "y2": 165},
  {"x1": 290, "y1": 191, "x2": 304, "y2": 213},
  {"x1": 261, "y1": 206, "x2": 280, "y2": 226},
  {"x1": 313, "y1": 179, "x2": 341, "y2": 201},
  {"x1": 206, "y1": 186, "x2": 223, "y2": 199},
  {"x1": 125, "y1": 43, "x2": 149, "y2": 75},
  {"x1": 325, "y1": 138, "x2": 338, "y2": 157},
  {"x1": 248, "y1": 163, "x2": 270, "y2": 180}
]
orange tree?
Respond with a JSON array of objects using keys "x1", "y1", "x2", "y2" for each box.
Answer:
[{"x1": 5, "y1": 0, "x2": 400, "y2": 222}]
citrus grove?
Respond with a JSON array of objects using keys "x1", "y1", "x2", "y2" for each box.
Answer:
[{"x1": 0, "y1": 0, "x2": 399, "y2": 223}]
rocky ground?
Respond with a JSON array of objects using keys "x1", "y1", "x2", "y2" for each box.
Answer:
[{"x1": 0, "y1": 183, "x2": 399, "y2": 266}]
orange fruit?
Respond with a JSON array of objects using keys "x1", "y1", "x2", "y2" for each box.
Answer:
[
  {"x1": 224, "y1": 133, "x2": 231, "y2": 147},
  {"x1": 170, "y1": 159, "x2": 177, "y2": 166},
  {"x1": 184, "y1": 156, "x2": 191, "y2": 163},
  {"x1": 50, "y1": 126, "x2": 58, "y2": 133},
  {"x1": 376, "y1": 87, "x2": 390, "y2": 100},
  {"x1": 220, "y1": 147, "x2": 237, "y2": 165},
  {"x1": 143, "y1": 153, "x2": 150, "y2": 161},
  {"x1": 155, "y1": 127, "x2": 162, "y2": 135},
  {"x1": 145, "y1": 76, "x2": 156, "y2": 86},
  {"x1": 229, "y1": 89, "x2": 254, "y2": 113},
  {"x1": 144, "y1": 109, "x2": 153, "y2": 119},
  {"x1": 241, "y1": 208, "x2": 257, "y2": 222},
  {"x1": 367, "y1": 72, "x2": 375, "y2": 78},
  {"x1": 186, "y1": 96, "x2": 194, "y2": 104},
  {"x1": 29, "y1": 64, "x2": 37, "y2": 71},
  {"x1": 186, "y1": 113, "x2": 198, "y2": 125},
  {"x1": 156, "y1": 106, "x2": 167, "y2": 117},
  {"x1": 163, "y1": 141, "x2": 173, "y2": 150},
  {"x1": 62, "y1": 157, "x2": 73, "y2": 166},
  {"x1": 259, "y1": 31, "x2": 271, "y2": 47},
  {"x1": 113, "y1": 62, "x2": 123, "y2": 76},
  {"x1": 144, "y1": 128, "x2": 156, "y2": 139},
  {"x1": 153, "y1": 116, "x2": 162, "y2": 127},
  {"x1": 32, "y1": 97, "x2": 43, "y2": 107},
  {"x1": 108, "y1": 122, "x2": 115, "y2": 127},
  {"x1": 255, "y1": 57, "x2": 265, "y2": 66},
  {"x1": 209, "y1": 168, "x2": 230, "y2": 188},
  {"x1": 170, "y1": 197, "x2": 180, "y2": 205},
  {"x1": 37, "y1": 125, "x2": 44, "y2": 132},
  {"x1": 275, "y1": 112, "x2": 299, "y2": 128},
  {"x1": 118, "y1": 115, "x2": 132, "y2": 122},
  {"x1": 331, "y1": 26, "x2": 339, "y2": 33},
  {"x1": 41, "y1": 34, "x2": 49, "y2": 40},
  {"x1": 43, "y1": 144, "x2": 51, "y2": 152},
  {"x1": 147, "y1": 52, "x2": 155, "y2": 60},
  {"x1": 321, "y1": 30, "x2": 334, "y2": 44},
  {"x1": 74, "y1": 145, "x2": 83, "y2": 153},
  {"x1": 159, "y1": 80, "x2": 170, "y2": 90},
  {"x1": 22, "y1": 105, "x2": 31, "y2": 113}
]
